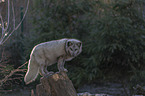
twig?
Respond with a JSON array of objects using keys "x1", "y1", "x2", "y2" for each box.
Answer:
[
  {"x1": 2, "y1": 0, "x2": 30, "y2": 44},
  {"x1": 3, "y1": 0, "x2": 10, "y2": 33},
  {"x1": 0, "y1": 0, "x2": 9, "y2": 44},
  {"x1": 0, "y1": 0, "x2": 30, "y2": 45},
  {"x1": 0, "y1": 89, "x2": 12, "y2": 92},
  {"x1": 0, "y1": 13, "x2": 4, "y2": 33},
  {"x1": 11, "y1": 1, "x2": 15, "y2": 29},
  {"x1": 8, "y1": 77, "x2": 24, "y2": 81}
]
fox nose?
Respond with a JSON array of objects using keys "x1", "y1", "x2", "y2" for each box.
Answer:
[{"x1": 72, "y1": 53, "x2": 75, "y2": 57}]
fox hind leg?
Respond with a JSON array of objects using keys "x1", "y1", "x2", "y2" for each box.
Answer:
[
  {"x1": 39, "y1": 65, "x2": 54, "y2": 76},
  {"x1": 44, "y1": 65, "x2": 54, "y2": 75},
  {"x1": 39, "y1": 65, "x2": 45, "y2": 76}
]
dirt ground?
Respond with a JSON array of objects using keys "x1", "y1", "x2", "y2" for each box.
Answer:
[
  {"x1": 0, "y1": 82, "x2": 130, "y2": 96},
  {"x1": 0, "y1": 87, "x2": 32, "y2": 96},
  {"x1": 77, "y1": 82, "x2": 129, "y2": 96}
]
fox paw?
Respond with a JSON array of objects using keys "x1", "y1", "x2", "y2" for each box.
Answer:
[
  {"x1": 44, "y1": 72, "x2": 54, "y2": 77},
  {"x1": 58, "y1": 68, "x2": 68, "y2": 73},
  {"x1": 63, "y1": 68, "x2": 68, "y2": 72}
]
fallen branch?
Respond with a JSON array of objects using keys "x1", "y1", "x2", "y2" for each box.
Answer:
[{"x1": 0, "y1": 61, "x2": 28, "y2": 86}]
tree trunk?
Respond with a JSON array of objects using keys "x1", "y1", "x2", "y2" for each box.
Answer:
[{"x1": 35, "y1": 72, "x2": 77, "y2": 96}]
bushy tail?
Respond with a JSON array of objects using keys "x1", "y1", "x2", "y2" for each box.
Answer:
[{"x1": 24, "y1": 58, "x2": 39, "y2": 84}]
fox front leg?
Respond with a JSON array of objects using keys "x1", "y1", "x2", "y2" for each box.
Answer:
[{"x1": 57, "y1": 56, "x2": 68, "y2": 72}]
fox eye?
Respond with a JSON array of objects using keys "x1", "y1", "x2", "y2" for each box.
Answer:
[
  {"x1": 77, "y1": 43, "x2": 81, "y2": 47},
  {"x1": 68, "y1": 42, "x2": 73, "y2": 46}
]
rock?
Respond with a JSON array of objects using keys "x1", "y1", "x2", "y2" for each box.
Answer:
[
  {"x1": 35, "y1": 71, "x2": 77, "y2": 96},
  {"x1": 133, "y1": 84, "x2": 145, "y2": 95}
]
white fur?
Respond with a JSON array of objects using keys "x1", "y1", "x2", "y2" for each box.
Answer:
[{"x1": 24, "y1": 38, "x2": 82, "y2": 84}]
